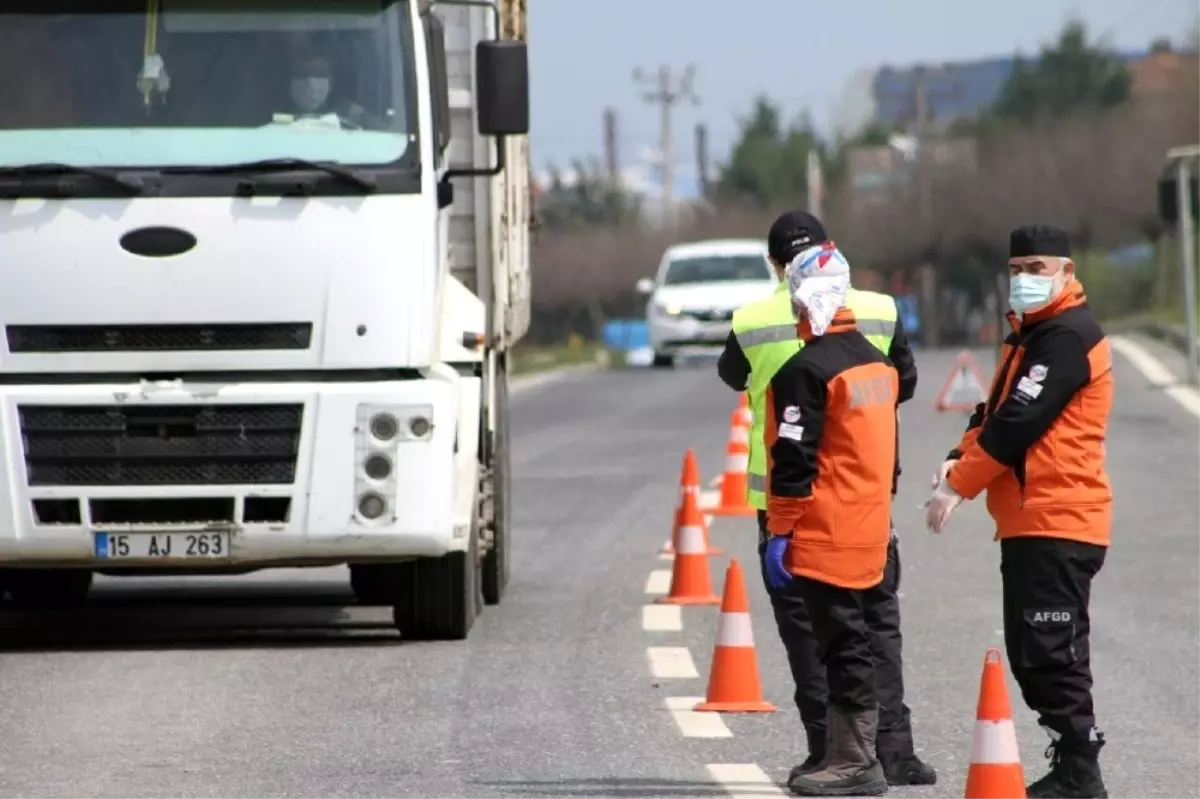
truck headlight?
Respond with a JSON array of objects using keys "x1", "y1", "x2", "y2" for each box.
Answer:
[
  {"x1": 363, "y1": 453, "x2": 393, "y2": 480},
  {"x1": 369, "y1": 413, "x2": 399, "y2": 442},
  {"x1": 355, "y1": 403, "x2": 436, "y2": 523},
  {"x1": 357, "y1": 492, "x2": 387, "y2": 520}
]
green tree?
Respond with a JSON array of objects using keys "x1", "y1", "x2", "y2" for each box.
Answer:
[
  {"x1": 537, "y1": 159, "x2": 641, "y2": 230},
  {"x1": 991, "y1": 20, "x2": 1132, "y2": 123},
  {"x1": 715, "y1": 96, "x2": 820, "y2": 208}
]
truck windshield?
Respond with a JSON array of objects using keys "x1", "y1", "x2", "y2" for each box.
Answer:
[
  {"x1": 0, "y1": 0, "x2": 416, "y2": 169},
  {"x1": 662, "y1": 255, "x2": 773, "y2": 285}
]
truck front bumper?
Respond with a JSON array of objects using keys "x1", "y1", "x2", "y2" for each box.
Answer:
[{"x1": 0, "y1": 377, "x2": 464, "y2": 568}]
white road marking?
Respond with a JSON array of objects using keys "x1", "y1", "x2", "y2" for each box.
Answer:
[
  {"x1": 1111, "y1": 335, "x2": 1200, "y2": 418},
  {"x1": 706, "y1": 764, "x2": 785, "y2": 797},
  {"x1": 646, "y1": 646, "x2": 699, "y2": 679},
  {"x1": 659, "y1": 551, "x2": 674, "y2": 561},
  {"x1": 642, "y1": 604, "x2": 682, "y2": 631},
  {"x1": 644, "y1": 569, "x2": 671, "y2": 595},
  {"x1": 709, "y1": 475, "x2": 722, "y2": 488},
  {"x1": 665, "y1": 696, "x2": 732, "y2": 738},
  {"x1": 700, "y1": 489, "x2": 720, "y2": 509}
]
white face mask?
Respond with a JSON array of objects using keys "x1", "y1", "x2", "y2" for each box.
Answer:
[
  {"x1": 1008, "y1": 267, "x2": 1067, "y2": 314},
  {"x1": 290, "y1": 77, "x2": 330, "y2": 112}
]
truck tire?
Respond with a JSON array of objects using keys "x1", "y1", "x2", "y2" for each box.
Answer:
[
  {"x1": 392, "y1": 526, "x2": 482, "y2": 641},
  {"x1": 7, "y1": 568, "x2": 92, "y2": 610},
  {"x1": 652, "y1": 352, "x2": 675, "y2": 368},
  {"x1": 482, "y1": 354, "x2": 511, "y2": 605}
]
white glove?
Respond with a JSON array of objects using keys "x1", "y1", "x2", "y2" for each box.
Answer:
[
  {"x1": 931, "y1": 458, "x2": 957, "y2": 490},
  {"x1": 924, "y1": 478, "x2": 963, "y2": 534}
]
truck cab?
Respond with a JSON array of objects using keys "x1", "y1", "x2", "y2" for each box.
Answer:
[{"x1": 0, "y1": 0, "x2": 530, "y2": 640}]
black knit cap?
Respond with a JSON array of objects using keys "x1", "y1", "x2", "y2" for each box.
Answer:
[
  {"x1": 767, "y1": 210, "x2": 828, "y2": 263},
  {"x1": 1010, "y1": 224, "x2": 1071, "y2": 259}
]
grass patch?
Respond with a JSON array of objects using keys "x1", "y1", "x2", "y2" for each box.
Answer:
[
  {"x1": 1103, "y1": 306, "x2": 1186, "y2": 330},
  {"x1": 510, "y1": 335, "x2": 620, "y2": 376}
]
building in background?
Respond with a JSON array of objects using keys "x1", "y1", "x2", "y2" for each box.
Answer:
[
  {"x1": 844, "y1": 136, "x2": 978, "y2": 216},
  {"x1": 1128, "y1": 48, "x2": 1200, "y2": 99},
  {"x1": 831, "y1": 68, "x2": 878, "y2": 139},
  {"x1": 870, "y1": 51, "x2": 1147, "y2": 131}
]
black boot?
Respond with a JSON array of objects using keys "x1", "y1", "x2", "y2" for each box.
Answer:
[
  {"x1": 875, "y1": 732, "x2": 936, "y2": 786},
  {"x1": 786, "y1": 722, "x2": 827, "y2": 783},
  {"x1": 1026, "y1": 734, "x2": 1108, "y2": 799},
  {"x1": 878, "y1": 752, "x2": 937, "y2": 786},
  {"x1": 788, "y1": 707, "x2": 887, "y2": 796}
]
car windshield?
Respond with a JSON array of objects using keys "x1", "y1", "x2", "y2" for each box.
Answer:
[
  {"x1": 662, "y1": 254, "x2": 772, "y2": 285},
  {"x1": 0, "y1": 0, "x2": 415, "y2": 169}
]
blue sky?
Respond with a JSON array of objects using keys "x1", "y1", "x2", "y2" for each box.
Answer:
[{"x1": 528, "y1": 0, "x2": 1197, "y2": 184}]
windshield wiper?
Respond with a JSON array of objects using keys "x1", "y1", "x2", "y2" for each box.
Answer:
[
  {"x1": 190, "y1": 158, "x2": 378, "y2": 193},
  {"x1": 0, "y1": 163, "x2": 148, "y2": 194}
]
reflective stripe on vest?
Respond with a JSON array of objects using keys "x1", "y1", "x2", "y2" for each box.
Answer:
[{"x1": 734, "y1": 286, "x2": 899, "y2": 508}]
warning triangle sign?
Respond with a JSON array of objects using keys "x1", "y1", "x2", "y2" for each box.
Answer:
[{"x1": 934, "y1": 351, "x2": 988, "y2": 412}]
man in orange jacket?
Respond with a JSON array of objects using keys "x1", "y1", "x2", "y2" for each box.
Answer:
[
  {"x1": 925, "y1": 224, "x2": 1112, "y2": 799},
  {"x1": 765, "y1": 242, "x2": 897, "y2": 797}
]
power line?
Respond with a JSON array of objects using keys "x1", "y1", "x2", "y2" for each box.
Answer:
[{"x1": 633, "y1": 64, "x2": 699, "y2": 225}]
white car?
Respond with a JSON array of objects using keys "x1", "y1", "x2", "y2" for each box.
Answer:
[{"x1": 636, "y1": 239, "x2": 777, "y2": 367}]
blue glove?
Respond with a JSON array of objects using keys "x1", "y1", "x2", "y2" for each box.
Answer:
[{"x1": 764, "y1": 536, "x2": 792, "y2": 590}]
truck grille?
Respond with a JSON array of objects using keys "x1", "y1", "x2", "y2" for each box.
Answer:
[
  {"x1": 18, "y1": 404, "x2": 304, "y2": 486},
  {"x1": 6, "y1": 323, "x2": 312, "y2": 353}
]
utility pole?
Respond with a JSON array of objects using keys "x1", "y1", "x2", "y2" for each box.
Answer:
[
  {"x1": 1167, "y1": 144, "x2": 1200, "y2": 384},
  {"x1": 877, "y1": 63, "x2": 959, "y2": 347},
  {"x1": 602, "y1": 107, "x2": 619, "y2": 183},
  {"x1": 806, "y1": 149, "x2": 824, "y2": 220},
  {"x1": 695, "y1": 122, "x2": 710, "y2": 201},
  {"x1": 634, "y1": 64, "x2": 698, "y2": 226}
]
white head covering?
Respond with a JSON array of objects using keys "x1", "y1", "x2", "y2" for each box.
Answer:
[{"x1": 786, "y1": 241, "x2": 851, "y2": 336}]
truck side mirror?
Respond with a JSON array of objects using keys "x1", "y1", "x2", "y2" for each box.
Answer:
[
  {"x1": 475, "y1": 40, "x2": 529, "y2": 136},
  {"x1": 635, "y1": 278, "x2": 656, "y2": 295}
]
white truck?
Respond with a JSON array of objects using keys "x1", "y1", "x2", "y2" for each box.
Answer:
[{"x1": 0, "y1": 0, "x2": 531, "y2": 640}]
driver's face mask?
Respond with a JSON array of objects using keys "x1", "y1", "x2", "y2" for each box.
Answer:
[{"x1": 290, "y1": 77, "x2": 331, "y2": 112}]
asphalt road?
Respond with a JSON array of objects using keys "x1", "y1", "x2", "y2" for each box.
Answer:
[{"x1": 0, "y1": 335, "x2": 1196, "y2": 798}]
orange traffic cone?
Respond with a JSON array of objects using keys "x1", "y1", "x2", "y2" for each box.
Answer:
[
  {"x1": 694, "y1": 558, "x2": 775, "y2": 713},
  {"x1": 662, "y1": 449, "x2": 721, "y2": 556},
  {"x1": 965, "y1": 649, "x2": 1026, "y2": 798},
  {"x1": 656, "y1": 488, "x2": 720, "y2": 605},
  {"x1": 736, "y1": 392, "x2": 752, "y2": 425},
  {"x1": 710, "y1": 408, "x2": 756, "y2": 517}
]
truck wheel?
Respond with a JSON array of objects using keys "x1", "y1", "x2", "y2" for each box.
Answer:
[
  {"x1": 652, "y1": 352, "x2": 675, "y2": 368},
  {"x1": 349, "y1": 564, "x2": 395, "y2": 605},
  {"x1": 482, "y1": 354, "x2": 512, "y2": 606},
  {"x1": 392, "y1": 526, "x2": 481, "y2": 641},
  {"x1": 7, "y1": 569, "x2": 92, "y2": 610}
]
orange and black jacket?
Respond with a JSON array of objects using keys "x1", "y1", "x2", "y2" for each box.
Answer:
[
  {"x1": 944, "y1": 279, "x2": 1113, "y2": 547},
  {"x1": 764, "y1": 308, "x2": 899, "y2": 590}
]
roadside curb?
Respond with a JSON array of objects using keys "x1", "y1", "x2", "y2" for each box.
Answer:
[
  {"x1": 510, "y1": 361, "x2": 605, "y2": 395},
  {"x1": 1139, "y1": 322, "x2": 1198, "y2": 355}
]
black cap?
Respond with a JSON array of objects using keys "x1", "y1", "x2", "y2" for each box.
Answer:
[
  {"x1": 1010, "y1": 224, "x2": 1071, "y2": 259},
  {"x1": 767, "y1": 210, "x2": 827, "y2": 263}
]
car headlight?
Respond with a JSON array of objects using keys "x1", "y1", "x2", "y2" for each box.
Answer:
[{"x1": 654, "y1": 301, "x2": 684, "y2": 317}]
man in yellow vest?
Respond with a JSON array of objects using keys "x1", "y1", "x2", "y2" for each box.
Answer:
[{"x1": 717, "y1": 209, "x2": 934, "y2": 787}]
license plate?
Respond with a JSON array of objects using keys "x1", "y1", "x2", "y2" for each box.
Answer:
[{"x1": 94, "y1": 531, "x2": 230, "y2": 560}]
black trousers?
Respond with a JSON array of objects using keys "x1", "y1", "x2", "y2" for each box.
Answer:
[
  {"x1": 1000, "y1": 536, "x2": 1106, "y2": 754},
  {"x1": 758, "y1": 512, "x2": 915, "y2": 758}
]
